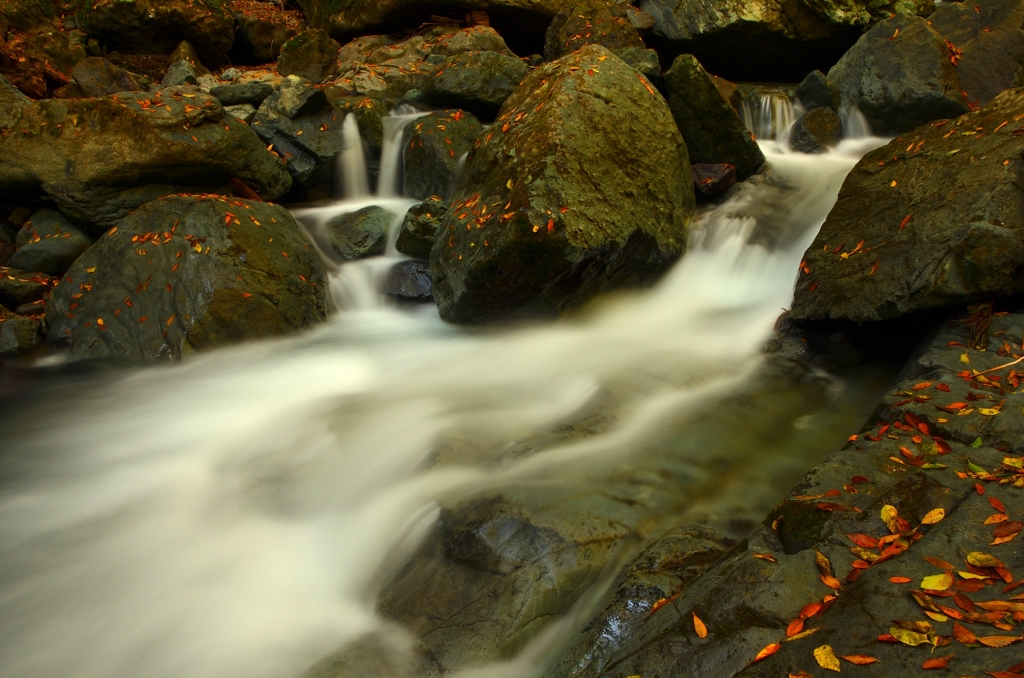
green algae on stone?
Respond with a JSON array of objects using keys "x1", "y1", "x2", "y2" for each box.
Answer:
[
  {"x1": 45, "y1": 196, "x2": 330, "y2": 362},
  {"x1": 402, "y1": 110, "x2": 482, "y2": 201},
  {"x1": 544, "y1": 0, "x2": 645, "y2": 61}
]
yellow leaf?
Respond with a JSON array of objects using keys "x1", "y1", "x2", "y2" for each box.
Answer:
[
  {"x1": 506, "y1": 179, "x2": 513, "y2": 189},
  {"x1": 966, "y1": 552, "x2": 1003, "y2": 568},
  {"x1": 813, "y1": 645, "x2": 841, "y2": 672},
  {"x1": 957, "y1": 571, "x2": 990, "y2": 580},
  {"x1": 881, "y1": 504, "x2": 899, "y2": 532},
  {"x1": 921, "y1": 508, "x2": 945, "y2": 525},
  {"x1": 924, "y1": 611, "x2": 949, "y2": 622},
  {"x1": 890, "y1": 627, "x2": 930, "y2": 646},
  {"x1": 979, "y1": 408, "x2": 1001, "y2": 416},
  {"x1": 786, "y1": 627, "x2": 820, "y2": 642},
  {"x1": 921, "y1": 573, "x2": 953, "y2": 590},
  {"x1": 960, "y1": 352, "x2": 970, "y2": 363}
]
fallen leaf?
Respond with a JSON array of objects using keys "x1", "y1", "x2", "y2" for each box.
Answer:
[
  {"x1": 786, "y1": 627, "x2": 821, "y2": 642},
  {"x1": 923, "y1": 556, "x2": 954, "y2": 570},
  {"x1": 922, "y1": 508, "x2": 946, "y2": 525},
  {"x1": 693, "y1": 612, "x2": 707, "y2": 638},
  {"x1": 993, "y1": 521, "x2": 1023, "y2": 538},
  {"x1": 881, "y1": 504, "x2": 900, "y2": 532},
  {"x1": 800, "y1": 601, "x2": 822, "y2": 619},
  {"x1": 753, "y1": 553, "x2": 778, "y2": 563},
  {"x1": 978, "y1": 635, "x2": 1021, "y2": 648},
  {"x1": 952, "y1": 622, "x2": 978, "y2": 644},
  {"x1": 787, "y1": 618, "x2": 805, "y2": 637},
  {"x1": 922, "y1": 573, "x2": 954, "y2": 591},
  {"x1": 848, "y1": 533, "x2": 879, "y2": 549},
  {"x1": 922, "y1": 655, "x2": 954, "y2": 669},
  {"x1": 814, "y1": 645, "x2": 841, "y2": 672},
  {"x1": 890, "y1": 627, "x2": 931, "y2": 646},
  {"x1": 890, "y1": 576, "x2": 913, "y2": 584},
  {"x1": 753, "y1": 643, "x2": 781, "y2": 662},
  {"x1": 842, "y1": 654, "x2": 879, "y2": 665},
  {"x1": 988, "y1": 496, "x2": 1007, "y2": 513}
]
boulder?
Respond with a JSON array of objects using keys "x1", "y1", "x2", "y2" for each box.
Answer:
[
  {"x1": 396, "y1": 197, "x2": 447, "y2": 259},
  {"x1": 791, "y1": 88, "x2": 1024, "y2": 322},
  {"x1": 233, "y1": 5, "x2": 304, "y2": 64},
  {"x1": 45, "y1": 196, "x2": 331, "y2": 362},
  {"x1": 543, "y1": 0, "x2": 645, "y2": 61},
  {"x1": 0, "y1": 74, "x2": 30, "y2": 131},
  {"x1": 161, "y1": 60, "x2": 197, "y2": 88},
  {"x1": 8, "y1": 208, "x2": 93, "y2": 276},
  {"x1": 663, "y1": 55, "x2": 764, "y2": 180},
  {"x1": 796, "y1": 69, "x2": 839, "y2": 111},
  {"x1": 210, "y1": 82, "x2": 275, "y2": 107},
  {"x1": 1, "y1": 29, "x2": 87, "y2": 98},
  {"x1": 383, "y1": 259, "x2": 433, "y2": 303},
  {"x1": 0, "y1": 0, "x2": 57, "y2": 34},
  {"x1": 168, "y1": 40, "x2": 210, "y2": 77},
  {"x1": 325, "y1": 206, "x2": 393, "y2": 261},
  {"x1": 325, "y1": 96, "x2": 389, "y2": 158},
  {"x1": 0, "y1": 267, "x2": 56, "y2": 309},
  {"x1": 788, "y1": 106, "x2": 842, "y2": 154},
  {"x1": 402, "y1": 110, "x2": 482, "y2": 201},
  {"x1": 0, "y1": 241, "x2": 13, "y2": 267},
  {"x1": 0, "y1": 89, "x2": 292, "y2": 231},
  {"x1": 928, "y1": 0, "x2": 1024, "y2": 107},
  {"x1": 224, "y1": 103, "x2": 257, "y2": 124},
  {"x1": 73, "y1": 0, "x2": 235, "y2": 63},
  {"x1": 637, "y1": 0, "x2": 935, "y2": 81},
  {"x1": 828, "y1": 13, "x2": 969, "y2": 135},
  {"x1": 0, "y1": 304, "x2": 39, "y2": 356},
  {"x1": 251, "y1": 76, "x2": 346, "y2": 191},
  {"x1": 276, "y1": 29, "x2": 341, "y2": 84},
  {"x1": 431, "y1": 45, "x2": 695, "y2": 324},
  {"x1": 71, "y1": 57, "x2": 142, "y2": 97},
  {"x1": 691, "y1": 163, "x2": 736, "y2": 198},
  {"x1": 423, "y1": 50, "x2": 528, "y2": 117},
  {"x1": 615, "y1": 46, "x2": 661, "y2": 80}
]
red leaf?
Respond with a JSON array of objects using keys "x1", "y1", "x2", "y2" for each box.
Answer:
[
  {"x1": 923, "y1": 655, "x2": 954, "y2": 669},
  {"x1": 989, "y1": 496, "x2": 1007, "y2": 513}
]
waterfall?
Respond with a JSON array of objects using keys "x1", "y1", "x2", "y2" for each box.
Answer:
[
  {"x1": 740, "y1": 90, "x2": 798, "y2": 145},
  {"x1": 335, "y1": 113, "x2": 370, "y2": 200},
  {"x1": 0, "y1": 135, "x2": 890, "y2": 678},
  {"x1": 840, "y1": 105, "x2": 873, "y2": 139}
]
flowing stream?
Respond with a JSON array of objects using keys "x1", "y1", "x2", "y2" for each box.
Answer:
[{"x1": 0, "y1": 111, "x2": 886, "y2": 678}]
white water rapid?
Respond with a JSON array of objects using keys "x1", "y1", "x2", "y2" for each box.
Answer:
[{"x1": 0, "y1": 114, "x2": 887, "y2": 678}]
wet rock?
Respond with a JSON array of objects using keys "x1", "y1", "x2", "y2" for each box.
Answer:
[
  {"x1": 8, "y1": 208, "x2": 93, "y2": 276},
  {"x1": 0, "y1": 267, "x2": 56, "y2": 308},
  {"x1": 73, "y1": 0, "x2": 235, "y2": 63},
  {"x1": 796, "y1": 69, "x2": 840, "y2": 111},
  {"x1": 396, "y1": 197, "x2": 447, "y2": 259},
  {"x1": 71, "y1": 57, "x2": 142, "y2": 97},
  {"x1": 402, "y1": 110, "x2": 482, "y2": 202},
  {"x1": 383, "y1": 259, "x2": 433, "y2": 304},
  {"x1": 224, "y1": 103, "x2": 257, "y2": 124},
  {"x1": 789, "y1": 106, "x2": 842, "y2": 154},
  {"x1": 423, "y1": 50, "x2": 528, "y2": 118},
  {"x1": 431, "y1": 45, "x2": 694, "y2": 324},
  {"x1": 45, "y1": 196, "x2": 330, "y2": 362},
  {"x1": 234, "y1": 6, "x2": 304, "y2": 64},
  {"x1": 161, "y1": 60, "x2": 198, "y2": 87},
  {"x1": 929, "y1": 0, "x2": 1024, "y2": 107},
  {"x1": 829, "y1": 13, "x2": 969, "y2": 136},
  {"x1": 0, "y1": 74, "x2": 30, "y2": 131},
  {"x1": 791, "y1": 87, "x2": 1024, "y2": 322},
  {"x1": 326, "y1": 96, "x2": 389, "y2": 159},
  {"x1": 326, "y1": 206, "x2": 393, "y2": 261},
  {"x1": 692, "y1": 163, "x2": 737, "y2": 198},
  {"x1": 663, "y1": 55, "x2": 765, "y2": 180},
  {"x1": 251, "y1": 77, "x2": 344, "y2": 190},
  {"x1": 168, "y1": 40, "x2": 210, "y2": 77},
  {"x1": 210, "y1": 82, "x2": 274, "y2": 107},
  {"x1": 637, "y1": 0, "x2": 935, "y2": 81},
  {"x1": 615, "y1": 46, "x2": 661, "y2": 80},
  {"x1": 0, "y1": 304, "x2": 40, "y2": 357},
  {"x1": 544, "y1": 0, "x2": 645, "y2": 61},
  {"x1": 277, "y1": 29, "x2": 341, "y2": 84},
  {"x1": 0, "y1": 90, "x2": 292, "y2": 231}
]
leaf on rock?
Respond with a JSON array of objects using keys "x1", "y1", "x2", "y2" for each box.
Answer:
[
  {"x1": 787, "y1": 618, "x2": 805, "y2": 638},
  {"x1": 881, "y1": 504, "x2": 900, "y2": 532},
  {"x1": 992, "y1": 521, "x2": 1023, "y2": 538},
  {"x1": 952, "y1": 622, "x2": 978, "y2": 644},
  {"x1": 923, "y1": 556, "x2": 954, "y2": 570},
  {"x1": 977, "y1": 635, "x2": 1021, "y2": 648},
  {"x1": 753, "y1": 643, "x2": 781, "y2": 662},
  {"x1": 693, "y1": 612, "x2": 708, "y2": 639},
  {"x1": 967, "y1": 552, "x2": 1005, "y2": 569},
  {"x1": 921, "y1": 508, "x2": 945, "y2": 525},
  {"x1": 890, "y1": 627, "x2": 931, "y2": 646},
  {"x1": 988, "y1": 496, "x2": 1007, "y2": 513},
  {"x1": 921, "y1": 573, "x2": 954, "y2": 591},
  {"x1": 842, "y1": 654, "x2": 879, "y2": 665},
  {"x1": 890, "y1": 576, "x2": 913, "y2": 584},
  {"x1": 814, "y1": 645, "x2": 841, "y2": 672},
  {"x1": 922, "y1": 655, "x2": 954, "y2": 670},
  {"x1": 848, "y1": 533, "x2": 879, "y2": 549}
]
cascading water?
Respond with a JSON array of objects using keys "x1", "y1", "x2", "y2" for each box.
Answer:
[
  {"x1": 741, "y1": 89, "x2": 799, "y2": 147},
  {"x1": 0, "y1": 113, "x2": 888, "y2": 678}
]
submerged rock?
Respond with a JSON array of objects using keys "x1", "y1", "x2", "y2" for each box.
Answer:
[
  {"x1": 277, "y1": 29, "x2": 341, "y2": 84},
  {"x1": 544, "y1": 0, "x2": 645, "y2": 61},
  {"x1": 791, "y1": 88, "x2": 1024, "y2": 322},
  {"x1": 45, "y1": 196, "x2": 330, "y2": 362},
  {"x1": 396, "y1": 197, "x2": 447, "y2": 259},
  {"x1": 431, "y1": 45, "x2": 694, "y2": 324},
  {"x1": 0, "y1": 89, "x2": 292, "y2": 231},
  {"x1": 8, "y1": 208, "x2": 93, "y2": 276},
  {"x1": 692, "y1": 163, "x2": 737, "y2": 198},
  {"x1": 325, "y1": 206, "x2": 393, "y2": 261},
  {"x1": 663, "y1": 55, "x2": 764, "y2": 180},
  {"x1": 73, "y1": 0, "x2": 234, "y2": 62},
  {"x1": 829, "y1": 13, "x2": 969, "y2": 135},
  {"x1": 789, "y1": 107, "x2": 842, "y2": 154},
  {"x1": 383, "y1": 259, "x2": 433, "y2": 304},
  {"x1": 402, "y1": 110, "x2": 482, "y2": 201},
  {"x1": 423, "y1": 50, "x2": 528, "y2": 117}
]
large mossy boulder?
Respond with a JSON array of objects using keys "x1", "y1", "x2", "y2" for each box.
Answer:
[
  {"x1": 928, "y1": 0, "x2": 1024, "y2": 108},
  {"x1": 233, "y1": 4, "x2": 305, "y2": 64},
  {"x1": 70, "y1": 57, "x2": 142, "y2": 97},
  {"x1": 45, "y1": 196, "x2": 330, "y2": 361},
  {"x1": 396, "y1": 197, "x2": 447, "y2": 259},
  {"x1": 791, "y1": 88, "x2": 1024, "y2": 322},
  {"x1": 789, "y1": 106, "x2": 842, "y2": 154},
  {"x1": 828, "y1": 13, "x2": 969, "y2": 135},
  {"x1": 663, "y1": 55, "x2": 764, "y2": 180},
  {"x1": 544, "y1": 0, "x2": 645, "y2": 61},
  {"x1": 0, "y1": 0, "x2": 57, "y2": 34},
  {"x1": 325, "y1": 206, "x2": 393, "y2": 261},
  {"x1": 423, "y1": 50, "x2": 528, "y2": 118},
  {"x1": 637, "y1": 0, "x2": 935, "y2": 81},
  {"x1": 0, "y1": 89, "x2": 292, "y2": 231},
  {"x1": 8, "y1": 208, "x2": 93, "y2": 275},
  {"x1": 276, "y1": 29, "x2": 341, "y2": 84},
  {"x1": 431, "y1": 45, "x2": 695, "y2": 324},
  {"x1": 73, "y1": 0, "x2": 234, "y2": 62},
  {"x1": 402, "y1": 110, "x2": 483, "y2": 201}
]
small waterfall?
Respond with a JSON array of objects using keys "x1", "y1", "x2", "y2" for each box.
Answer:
[
  {"x1": 336, "y1": 113, "x2": 370, "y2": 200},
  {"x1": 377, "y1": 110, "x2": 427, "y2": 199},
  {"x1": 840, "y1": 106, "x2": 872, "y2": 139},
  {"x1": 741, "y1": 90, "x2": 798, "y2": 144}
]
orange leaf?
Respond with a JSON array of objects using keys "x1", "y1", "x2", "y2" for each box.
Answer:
[
  {"x1": 848, "y1": 534, "x2": 879, "y2": 549},
  {"x1": 952, "y1": 622, "x2": 977, "y2": 644},
  {"x1": 890, "y1": 576, "x2": 912, "y2": 584},
  {"x1": 753, "y1": 643, "x2": 781, "y2": 662},
  {"x1": 786, "y1": 618, "x2": 805, "y2": 638},
  {"x1": 922, "y1": 655, "x2": 953, "y2": 669},
  {"x1": 978, "y1": 635, "x2": 1020, "y2": 648},
  {"x1": 799, "y1": 602, "x2": 822, "y2": 619},
  {"x1": 923, "y1": 556, "x2": 954, "y2": 570},
  {"x1": 841, "y1": 655, "x2": 879, "y2": 665},
  {"x1": 989, "y1": 496, "x2": 1007, "y2": 513},
  {"x1": 693, "y1": 612, "x2": 707, "y2": 639}
]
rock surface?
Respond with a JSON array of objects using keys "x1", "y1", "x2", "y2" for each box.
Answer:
[
  {"x1": 396, "y1": 197, "x2": 447, "y2": 259},
  {"x1": 423, "y1": 50, "x2": 528, "y2": 117},
  {"x1": 663, "y1": 54, "x2": 764, "y2": 180},
  {"x1": 233, "y1": 3, "x2": 305, "y2": 64},
  {"x1": 8, "y1": 208, "x2": 93, "y2": 275},
  {"x1": 45, "y1": 196, "x2": 330, "y2": 362},
  {"x1": 71, "y1": 57, "x2": 141, "y2": 97},
  {"x1": 325, "y1": 206, "x2": 393, "y2": 261},
  {"x1": 73, "y1": 0, "x2": 235, "y2": 62},
  {"x1": 544, "y1": 0, "x2": 645, "y2": 61},
  {"x1": 402, "y1": 110, "x2": 482, "y2": 201},
  {"x1": 383, "y1": 259, "x2": 433, "y2": 303},
  {"x1": 829, "y1": 13, "x2": 969, "y2": 136},
  {"x1": 789, "y1": 106, "x2": 843, "y2": 154},
  {"x1": 0, "y1": 303, "x2": 39, "y2": 356},
  {"x1": 431, "y1": 45, "x2": 694, "y2": 324},
  {"x1": 277, "y1": 29, "x2": 341, "y2": 83},
  {"x1": 0, "y1": 89, "x2": 292, "y2": 231},
  {"x1": 692, "y1": 162, "x2": 737, "y2": 198},
  {"x1": 0, "y1": 73, "x2": 30, "y2": 131},
  {"x1": 792, "y1": 88, "x2": 1024, "y2": 322},
  {"x1": 797, "y1": 69, "x2": 840, "y2": 111}
]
